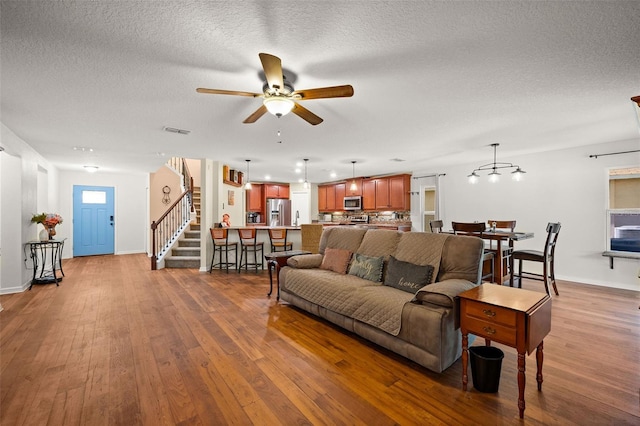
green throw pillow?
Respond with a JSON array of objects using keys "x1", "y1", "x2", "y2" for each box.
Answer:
[
  {"x1": 348, "y1": 253, "x2": 385, "y2": 282},
  {"x1": 384, "y1": 256, "x2": 434, "y2": 293}
]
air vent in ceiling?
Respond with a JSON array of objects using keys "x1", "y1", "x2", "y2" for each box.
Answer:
[{"x1": 163, "y1": 126, "x2": 190, "y2": 135}]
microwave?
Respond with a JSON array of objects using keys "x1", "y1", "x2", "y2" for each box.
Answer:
[{"x1": 344, "y1": 196, "x2": 362, "y2": 211}]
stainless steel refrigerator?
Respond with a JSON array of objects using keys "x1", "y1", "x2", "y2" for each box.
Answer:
[{"x1": 267, "y1": 199, "x2": 291, "y2": 227}]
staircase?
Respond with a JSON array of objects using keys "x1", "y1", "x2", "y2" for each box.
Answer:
[{"x1": 164, "y1": 186, "x2": 202, "y2": 269}]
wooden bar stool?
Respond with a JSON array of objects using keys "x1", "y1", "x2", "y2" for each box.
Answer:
[
  {"x1": 268, "y1": 228, "x2": 293, "y2": 252},
  {"x1": 209, "y1": 228, "x2": 237, "y2": 273},
  {"x1": 237, "y1": 228, "x2": 264, "y2": 272}
]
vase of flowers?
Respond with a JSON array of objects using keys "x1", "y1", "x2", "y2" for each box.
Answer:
[{"x1": 31, "y1": 213, "x2": 63, "y2": 240}]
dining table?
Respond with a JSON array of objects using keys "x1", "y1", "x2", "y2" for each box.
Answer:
[{"x1": 479, "y1": 231, "x2": 534, "y2": 285}]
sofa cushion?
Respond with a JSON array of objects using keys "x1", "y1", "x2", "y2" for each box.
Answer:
[
  {"x1": 319, "y1": 227, "x2": 368, "y2": 255},
  {"x1": 356, "y1": 229, "x2": 401, "y2": 260},
  {"x1": 393, "y1": 232, "x2": 448, "y2": 281},
  {"x1": 348, "y1": 253, "x2": 384, "y2": 282},
  {"x1": 287, "y1": 254, "x2": 323, "y2": 269},
  {"x1": 320, "y1": 248, "x2": 352, "y2": 274},
  {"x1": 384, "y1": 256, "x2": 434, "y2": 293}
]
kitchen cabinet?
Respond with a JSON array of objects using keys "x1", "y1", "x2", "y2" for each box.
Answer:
[
  {"x1": 246, "y1": 183, "x2": 263, "y2": 212},
  {"x1": 363, "y1": 174, "x2": 411, "y2": 211},
  {"x1": 318, "y1": 185, "x2": 328, "y2": 212},
  {"x1": 265, "y1": 184, "x2": 290, "y2": 199},
  {"x1": 335, "y1": 183, "x2": 346, "y2": 210},
  {"x1": 362, "y1": 179, "x2": 376, "y2": 210},
  {"x1": 326, "y1": 184, "x2": 337, "y2": 210}
]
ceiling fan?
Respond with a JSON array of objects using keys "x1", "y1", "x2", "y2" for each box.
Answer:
[{"x1": 197, "y1": 53, "x2": 354, "y2": 125}]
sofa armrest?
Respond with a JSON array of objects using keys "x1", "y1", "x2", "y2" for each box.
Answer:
[
  {"x1": 287, "y1": 254, "x2": 324, "y2": 269},
  {"x1": 414, "y1": 279, "x2": 478, "y2": 329}
]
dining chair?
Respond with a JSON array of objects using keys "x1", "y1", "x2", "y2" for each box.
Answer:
[
  {"x1": 486, "y1": 220, "x2": 517, "y2": 279},
  {"x1": 209, "y1": 228, "x2": 237, "y2": 273},
  {"x1": 512, "y1": 222, "x2": 561, "y2": 295},
  {"x1": 237, "y1": 228, "x2": 264, "y2": 272},
  {"x1": 452, "y1": 222, "x2": 494, "y2": 283},
  {"x1": 429, "y1": 220, "x2": 443, "y2": 233},
  {"x1": 268, "y1": 228, "x2": 293, "y2": 252}
]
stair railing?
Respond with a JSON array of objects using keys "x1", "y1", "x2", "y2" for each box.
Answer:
[{"x1": 150, "y1": 177, "x2": 193, "y2": 270}]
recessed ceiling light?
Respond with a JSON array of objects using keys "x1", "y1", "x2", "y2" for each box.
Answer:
[
  {"x1": 298, "y1": 178, "x2": 303, "y2": 183},
  {"x1": 84, "y1": 165, "x2": 99, "y2": 173},
  {"x1": 295, "y1": 168, "x2": 301, "y2": 174},
  {"x1": 330, "y1": 172, "x2": 337, "y2": 178},
  {"x1": 163, "y1": 126, "x2": 190, "y2": 135},
  {"x1": 264, "y1": 175, "x2": 271, "y2": 180}
]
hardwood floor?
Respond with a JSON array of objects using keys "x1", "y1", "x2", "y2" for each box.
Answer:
[{"x1": 1, "y1": 253, "x2": 638, "y2": 425}]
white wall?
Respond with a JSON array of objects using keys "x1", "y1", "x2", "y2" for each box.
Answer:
[
  {"x1": 58, "y1": 170, "x2": 148, "y2": 257},
  {"x1": 0, "y1": 124, "x2": 59, "y2": 293},
  {"x1": 413, "y1": 139, "x2": 640, "y2": 291}
]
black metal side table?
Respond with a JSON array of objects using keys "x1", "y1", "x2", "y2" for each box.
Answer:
[{"x1": 25, "y1": 239, "x2": 66, "y2": 289}]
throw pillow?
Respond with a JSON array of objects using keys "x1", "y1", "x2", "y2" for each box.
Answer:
[
  {"x1": 348, "y1": 253, "x2": 385, "y2": 282},
  {"x1": 384, "y1": 256, "x2": 434, "y2": 293},
  {"x1": 320, "y1": 248, "x2": 353, "y2": 274}
]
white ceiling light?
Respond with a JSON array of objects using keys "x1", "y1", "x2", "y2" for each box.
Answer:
[
  {"x1": 84, "y1": 165, "x2": 99, "y2": 173},
  {"x1": 263, "y1": 97, "x2": 294, "y2": 117},
  {"x1": 303, "y1": 158, "x2": 310, "y2": 189},
  {"x1": 468, "y1": 143, "x2": 526, "y2": 184},
  {"x1": 350, "y1": 161, "x2": 358, "y2": 191},
  {"x1": 244, "y1": 159, "x2": 252, "y2": 190}
]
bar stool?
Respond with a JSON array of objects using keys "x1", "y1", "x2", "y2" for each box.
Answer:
[
  {"x1": 268, "y1": 228, "x2": 293, "y2": 252},
  {"x1": 209, "y1": 228, "x2": 237, "y2": 273},
  {"x1": 237, "y1": 228, "x2": 264, "y2": 272}
]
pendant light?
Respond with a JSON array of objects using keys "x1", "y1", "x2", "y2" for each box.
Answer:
[
  {"x1": 467, "y1": 143, "x2": 526, "y2": 184},
  {"x1": 303, "y1": 158, "x2": 310, "y2": 189},
  {"x1": 350, "y1": 161, "x2": 358, "y2": 191},
  {"x1": 244, "y1": 159, "x2": 252, "y2": 189}
]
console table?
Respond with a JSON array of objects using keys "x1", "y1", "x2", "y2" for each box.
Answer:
[
  {"x1": 459, "y1": 284, "x2": 552, "y2": 418},
  {"x1": 25, "y1": 239, "x2": 66, "y2": 289}
]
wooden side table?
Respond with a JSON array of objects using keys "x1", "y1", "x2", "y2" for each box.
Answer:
[
  {"x1": 459, "y1": 284, "x2": 552, "y2": 419},
  {"x1": 264, "y1": 250, "x2": 311, "y2": 299}
]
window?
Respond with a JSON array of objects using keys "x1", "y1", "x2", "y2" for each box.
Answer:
[
  {"x1": 607, "y1": 168, "x2": 640, "y2": 253},
  {"x1": 82, "y1": 190, "x2": 107, "y2": 204}
]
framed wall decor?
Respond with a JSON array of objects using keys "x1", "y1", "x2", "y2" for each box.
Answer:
[{"x1": 228, "y1": 190, "x2": 235, "y2": 206}]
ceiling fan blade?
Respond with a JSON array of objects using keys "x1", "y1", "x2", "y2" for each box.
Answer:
[
  {"x1": 259, "y1": 53, "x2": 284, "y2": 92},
  {"x1": 243, "y1": 104, "x2": 268, "y2": 123},
  {"x1": 291, "y1": 102, "x2": 323, "y2": 125},
  {"x1": 196, "y1": 88, "x2": 261, "y2": 97},
  {"x1": 293, "y1": 85, "x2": 354, "y2": 100}
]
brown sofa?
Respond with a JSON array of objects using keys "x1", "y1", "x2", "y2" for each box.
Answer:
[{"x1": 279, "y1": 227, "x2": 484, "y2": 373}]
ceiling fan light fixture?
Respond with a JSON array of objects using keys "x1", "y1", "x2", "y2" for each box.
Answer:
[{"x1": 263, "y1": 97, "x2": 294, "y2": 117}]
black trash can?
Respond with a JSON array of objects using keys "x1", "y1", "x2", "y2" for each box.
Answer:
[{"x1": 469, "y1": 346, "x2": 504, "y2": 393}]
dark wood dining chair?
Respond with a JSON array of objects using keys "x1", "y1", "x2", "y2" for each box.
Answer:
[
  {"x1": 486, "y1": 220, "x2": 517, "y2": 279},
  {"x1": 209, "y1": 228, "x2": 237, "y2": 273},
  {"x1": 512, "y1": 222, "x2": 561, "y2": 295},
  {"x1": 268, "y1": 228, "x2": 293, "y2": 252},
  {"x1": 452, "y1": 222, "x2": 494, "y2": 283},
  {"x1": 429, "y1": 220, "x2": 443, "y2": 233},
  {"x1": 237, "y1": 228, "x2": 264, "y2": 272}
]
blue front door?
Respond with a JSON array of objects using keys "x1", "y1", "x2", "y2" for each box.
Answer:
[{"x1": 73, "y1": 185, "x2": 115, "y2": 256}]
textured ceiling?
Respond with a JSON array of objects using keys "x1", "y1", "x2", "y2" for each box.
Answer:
[{"x1": 1, "y1": 1, "x2": 639, "y2": 184}]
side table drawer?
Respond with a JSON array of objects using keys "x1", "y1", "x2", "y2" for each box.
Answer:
[
  {"x1": 466, "y1": 302, "x2": 516, "y2": 327},
  {"x1": 462, "y1": 315, "x2": 517, "y2": 346}
]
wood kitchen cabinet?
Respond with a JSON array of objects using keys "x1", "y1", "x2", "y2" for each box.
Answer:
[
  {"x1": 363, "y1": 174, "x2": 411, "y2": 211},
  {"x1": 362, "y1": 179, "x2": 376, "y2": 210},
  {"x1": 318, "y1": 185, "x2": 328, "y2": 212},
  {"x1": 325, "y1": 184, "x2": 337, "y2": 210},
  {"x1": 265, "y1": 184, "x2": 290, "y2": 199},
  {"x1": 246, "y1": 183, "x2": 263, "y2": 212},
  {"x1": 335, "y1": 183, "x2": 346, "y2": 209}
]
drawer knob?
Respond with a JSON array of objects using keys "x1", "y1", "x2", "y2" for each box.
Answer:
[
  {"x1": 483, "y1": 309, "x2": 496, "y2": 317},
  {"x1": 482, "y1": 326, "x2": 497, "y2": 335}
]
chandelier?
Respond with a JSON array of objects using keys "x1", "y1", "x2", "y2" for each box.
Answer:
[{"x1": 467, "y1": 143, "x2": 525, "y2": 184}]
